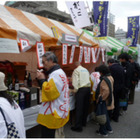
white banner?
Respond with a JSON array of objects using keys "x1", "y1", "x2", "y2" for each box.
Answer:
[
  {"x1": 91, "y1": 48, "x2": 101, "y2": 63},
  {"x1": 87, "y1": 47, "x2": 91, "y2": 63},
  {"x1": 65, "y1": 34, "x2": 77, "y2": 42},
  {"x1": 66, "y1": 1, "x2": 92, "y2": 28},
  {"x1": 79, "y1": 46, "x2": 83, "y2": 62},
  {"x1": 0, "y1": 38, "x2": 19, "y2": 53},
  {"x1": 69, "y1": 45, "x2": 75, "y2": 64},
  {"x1": 62, "y1": 44, "x2": 68, "y2": 65},
  {"x1": 84, "y1": 47, "x2": 88, "y2": 63},
  {"x1": 101, "y1": 48, "x2": 105, "y2": 62},
  {"x1": 91, "y1": 48, "x2": 96, "y2": 63},
  {"x1": 96, "y1": 48, "x2": 101, "y2": 62},
  {"x1": 20, "y1": 39, "x2": 31, "y2": 52},
  {"x1": 36, "y1": 42, "x2": 45, "y2": 68}
]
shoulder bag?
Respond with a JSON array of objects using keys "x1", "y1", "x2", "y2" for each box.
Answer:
[
  {"x1": 0, "y1": 107, "x2": 20, "y2": 138},
  {"x1": 95, "y1": 96, "x2": 107, "y2": 125}
]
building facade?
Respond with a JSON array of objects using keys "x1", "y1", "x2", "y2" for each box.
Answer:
[{"x1": 115, "y1": 28, "x2": 127, "y2": 41}]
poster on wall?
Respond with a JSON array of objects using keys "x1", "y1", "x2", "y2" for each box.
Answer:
[
  {"x1": 36, "y1": 42, "x2": 45, "y2": 68},
  {"x1": 20, "y1": 39, "x2": 31, "y2": 52},
  {"x1": 62, "y1": 44, "x2": 68, "y2": 65}
]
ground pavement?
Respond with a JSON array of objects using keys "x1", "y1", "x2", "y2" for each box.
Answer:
[
  {"x1": 64, "y1": 90, "x2": 140, "y2": 138},
  {"x1": 26, "y1": 90, "x2": 140, "y2": 138}
]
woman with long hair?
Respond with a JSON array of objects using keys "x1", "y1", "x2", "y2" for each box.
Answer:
[{"x1": 0, "y1": 72, "x2": 25, "y2": 138}]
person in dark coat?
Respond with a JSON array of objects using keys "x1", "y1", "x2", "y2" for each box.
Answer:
[
  {"x1": 128, "y1": 56, "x2": 140, "y2": 104},
  {"x1": 118, "y1": 53, "x2": 134, "y2": 112},
  {"x1": 107, "y1": 59, "x2": 125, "y2": 122}
]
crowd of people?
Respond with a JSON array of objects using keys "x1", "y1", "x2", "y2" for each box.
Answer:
[
  {"x1": 70, "y1": 52, "x2": 140, "y2": 137},
  {"x1": 0, "y1": 52, "x2": 140, "y2": 138}
]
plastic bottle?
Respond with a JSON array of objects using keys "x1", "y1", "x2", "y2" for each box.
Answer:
[{"x1": 27, "y1": 73, "x2": 32, "y2": 87}]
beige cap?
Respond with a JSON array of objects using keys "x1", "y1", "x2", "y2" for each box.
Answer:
[{"x1": 0, "y1": 72, "x2": 8, "y2": 91}]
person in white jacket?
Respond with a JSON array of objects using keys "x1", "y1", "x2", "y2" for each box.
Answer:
[{"x1": 0, "y1": 72, "x2": 26, "y2": 138}]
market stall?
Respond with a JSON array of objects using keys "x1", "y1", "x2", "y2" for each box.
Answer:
[
  {"x1": 83, "y1": 29, "x2": 138, "y2": 56},
  {"x1": 0, "y1": 5, "x2": 106, "y2": 132}
]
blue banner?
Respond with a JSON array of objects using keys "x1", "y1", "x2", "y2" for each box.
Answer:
[
  {"x1": 93, "y1": 1, "x2": 109, "y2": 39},
  {"x1": 127, "y1": 16, "x2": 139, "y2": 47}
]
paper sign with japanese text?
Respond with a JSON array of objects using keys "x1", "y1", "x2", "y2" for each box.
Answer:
[
  {"x1": 101, "y1": 48, "x2": 105, "y2": 62},
  {"x1": 51, "y1": 26, "x2": 59, "y2": 38},
  {"x1": 84, "y1": 47, "x2": 88, "y2": 63},
  {"x1": 61, "y1": 33, "x2": 79, "y2": 46},
  {"x1": 87, "y1": 47, "x2": 91, "y2": 63},
  {"x1": 66, "y1": 1, "x2": 93, "y2": 28},
  {"x1": 69, "y1": 45, "x2": 76, "y2": 64},
  {"x1": 36, "y1": 42, "x2": 45, "y2": 68},
  {"x1": 20, "y1": 39, "x2": 31, "y2": 52},
  {"x1": 79, "y1": 46, "x2": 83, "y2": 62},
  {"x1": 91, "y1": 48, "x2": 99, "y2": 63},
  {"x1": 62, "y1": 44, "x2": 68, "y2": 65}
]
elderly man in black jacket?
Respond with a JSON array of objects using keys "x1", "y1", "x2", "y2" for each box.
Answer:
[{"x1": 107, "y1": 59, "x2": 125, "y2": 122}]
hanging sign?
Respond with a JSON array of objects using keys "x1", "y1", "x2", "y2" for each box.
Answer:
[
  {"x1": 61, "y1": 33, "x2": 79, "y2": 46},
  {"x1": 36, "y1": 42, "x2": 45, "y2": 68},
  {"x1": 78, "y1": 31, "x2": 84, "y2": 41},
  {"x1": 0, "y1": 38, "x2": 19, "y2": 53},
  {"x1": 84, "y1": 47, "x2": 88, "y2": 63},
  {"x1": 20, "y1": 39, "x2": 31, "y2": 52},
  {"x1": 62, "y1": 44, "x2": 68, "y2": 65},
  {"x1": 96, "y1": 48, "x2": 101, "y2": 62},
  {"x1": 69, "y1": 45, "x2": 76, "y2": 64},
  {"x1": 79, "y1": 46, "x2": 83, "y2": 62},
  {"x1": 91, "y1": 48, "x2": 97, "y2": 63},
  {"x1": 51, "y1": 26, "x2": 59, "y2": 38},
  {"x1": 66, "y1": 1, "x2": 93, "y2": 28},
  {"x1": 91, "y1": 48, "x2": 101, "y2": 63},
  {"x1": 87, "y1": 47, "x2": 91, "y2": 63},
  {"x1": 101, "y1": 48, "x2": 105, "y2": 62}
]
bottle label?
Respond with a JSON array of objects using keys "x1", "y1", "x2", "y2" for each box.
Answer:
[
  {"x1": 15, "y1": 83, "x2": 19, "y2": 91},
  {"x1": 31, "y1": 93, "x2": 37, "y2": 101}
]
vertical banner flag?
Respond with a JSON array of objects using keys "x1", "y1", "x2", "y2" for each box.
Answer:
[
  {"x1": 93, "y1": 1, "x2": 109, "y2": 39},
  {"x1": 36, "y1": 42, "x2": 45, "y2": 68},
  {"x1": 79, "y1": 46, "x2": 83, "y2": 62},
  {"x1": 62, "y1": 44, "x2": 68, "y2": 65},
  {"x1": 20, "y1": 39, "x2": 31, "y2": 52},
  {"x1": 127, "y1": 16, "x2": 139, "y2": 47},
  {"x1": 69, "y1": 45, "x2": 76, "y2": 64},
  {"x1": 66, "y1": 1, "x2": 93, "y2": 28}
]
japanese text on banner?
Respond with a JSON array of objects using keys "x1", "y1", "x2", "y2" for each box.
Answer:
[
  {"x1": 36, "y1": 42, "x2": 45, "y2": 68},
  {"x1": 62, "y1": 44, "x2": 68, "y2": 65}
]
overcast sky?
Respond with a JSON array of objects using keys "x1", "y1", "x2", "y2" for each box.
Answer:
[{"x1": 1, "y1": 0, "x2": 140, "y2": 32}]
